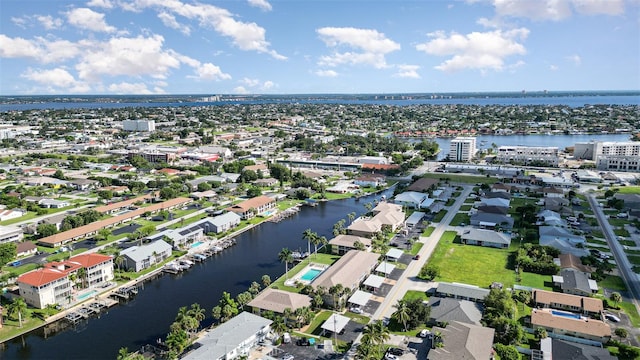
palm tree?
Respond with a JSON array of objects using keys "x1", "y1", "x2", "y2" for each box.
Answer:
[
  {"x1": 361, "y1": 320, "x2": 389, "y2": 357},
  {"x1": 188, "y1": 303, "x2": 206, "y2": 323},
  {"x1": 302, "y1": 228, "x2": 316, "y2": 262},
  {"x1": 283, "y1": 307, "x2": 293, "y2": 327},
  {"x1": 328, "y1": 284, "x2": 344, "y2": 310},
  {"x1": 609, "y1": 292, "x2": 622, "y2": 309},
  {"x1": 261, "y1": 274, "x2": 271, "y2": 288},
  {"x1": 114, "y1": 252, "x2": 126, "y2": 271},
  {"x1": 348, "y1": 212, "x2": 356, "y2": 224},
  {"x1": 392, "y1": 300, "x2": 411, "y2": 331},
  {"x1": 9, "y1": 298, "x2": 27, "y2": 328},
  {"x1": 116, "y1": 347, "x2": 130, "y2": 360},
  {"x1": 278, "y1": 248, "x2": 293, "y2": 280},
  {"x1": 271, "y1": 315, "x2": 287, "y2": 336},
  {"x1": 76, "y1": 267, "x2": 88, "y2": 289}
]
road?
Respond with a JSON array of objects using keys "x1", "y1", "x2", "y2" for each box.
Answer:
[{"x1": 587, "y1": 194, "x2": 640, "y2": 314}]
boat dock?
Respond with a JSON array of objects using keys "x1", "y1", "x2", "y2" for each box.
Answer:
[
  {"x1": 63, "y1": 298, "x2": 117, "y2": 324},
  {"x1": 268, "y1": 206, "x2": 301, "y2": 222},
  {"x1": 110, "y1": 286, "x2": 139, "y2": 300}
]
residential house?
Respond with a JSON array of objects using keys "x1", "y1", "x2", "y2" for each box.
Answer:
[
  {"x1": 543, "y1": 187, "x2": 565, "y2": 198},
  {"x1": 553, "y1": 269, "x2": 598, "y2": 296},
  {"x1": 483, "y1": 191, "x2": 512, "y2": 200},
  {"x1": 0, "y1": 208, "x2": 25, "y2": 221},
  {"x1": 537, "y1": 210, "x2": 565, "y2": 227},
  {"x1": 182, "y1": 312, "x2": 272, "y2": 360},
  {"x1": 544, "y1": 197, "x2": 570, "y2": 212},
  {"x1": 254, "y1": 178, "x2": 278, "y2": 187},
  {"x1": 347, "y1": 202, "x2": 405, "y2": 237},
  {"x1": 311, "y1": 250, "x2": 380, "y2": 307},
  {"x1": 16, "y1": 241, "x2": 38, "y2": 257},
  {"x1": 531, "y1": 289, "x2": 603, "y2": 316},
  {"x1": 38, "y1": 198, "x2": 70, "y2": 209},
  {"x1": 460, "y1": 228, "x2": 512, "y2": 248},
  {"x1": 226, "y1": 195, "x2": 276, "y2": 220},
  {"x1": 475, "y1": 205, "x2": 509, "y2": 215},
  {"x1": 208, "y1": 212, "x2": 242, "y2": 234},
  {"x1": 435, "y1": 282, "x2": 490, "y2": 303},
  {"x1": 469, "y1": 212, "x2": 514, "y2": 230},
  {"x1": 557, "y1": 253, "x2": 594, "y2": 274},
  {"x1": 68, "y1": 178, "x2": 99, "y2": 191},
  {"x1": 247, "y1": 288, "x2": 312, "y2": 314},
  {"x1": 530, "y1": 308, "x2": 611, "y2": 344},
  {"x1": 427, "y1": 321, "x2": 495, "y2": 360},
  {"x1": 427, "y1": 297, "x2": 484, "y2": 326},
  {"x1": 539, "y1": 226, "x2": 589, "y2": 257},
  {"x1": 491, "y1": 183, "x2": 512, "y2": 193},
  {"x1": 406, "y1": 177, "x2": 439, "y2": 192},
  {"x1": 354, "y1": 174, "x2": 385, "y2": 187},
  {"x1": 328, "y1": 234, "x2": 372, "y2": 254},
  {"x1": 479, "y1": 197, "x2": 510, "y2": 208},
  {"x1": 120, "y1": 240, "x2": 172, "y2": 272},
  {"x1": 0, "y1": 225, "x2": 24, "y2": 244},
  {"x1": 393, "y1": 191, "x2": 434, "y2": 210},
  {"x1": 536, "y1": 338, "x2": 617, "y2": 360}
]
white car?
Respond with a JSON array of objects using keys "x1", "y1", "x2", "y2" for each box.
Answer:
[
  {"x1": 384, "y1": 354, "x2": 397, "y2": 360},
  {"x1": 418, "y1": 329, "x2": 431, "y2": 338},
  {"x1": 349, "y1": 307, "x2": 363, "y2": 314},
  {"x1": 605, "y1": 313, "x2": 621, "y2": 322}
]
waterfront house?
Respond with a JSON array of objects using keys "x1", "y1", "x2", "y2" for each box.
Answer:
[
  {"x1": 347, "y1": 218, "x2": 382, "y2": 238},
  {"x1": 247, "y1": 288, "x2": 312, "y2": 314},
  {"x1": 17, "y1": 253, "x2": 113, "y2": 309},
  {"x1": 530, "y1": 308, "x2": 611, "y2": 344},
  {"x1": 120, "y1": 240, "x2": 172, "y2": 272},
  {"x1": 208, "y1": 212, "x2": 242, "y2": 234},
  {"x1": 406, "y1": 177, "x2": 439, "y2": 192},
  {"x1": 182, "y1": 312, "x2": 271, "y2": 360},
  {"x1": 531, "y1": 289, "x2": 603, "y2": 316},
  {"x1": 427, "y1": 321, "x2": 495, "y2": 360},
  {"x1": 460, "y1": 228, "x2": 511, "y2": 248},
  {"x1": 227, "y1": 195, "x2": 276, "y2": 220},
  {"x1": 354, "y1": 174, "x2": 385, "y2": 187},
  {"x1": 328, "y1": 234, "x2": 372, "y2": 254},
  {"x1": 311, "y1": 250, "x2": 380, "y2": 307},
  {"x1": 393, "y1": 191, "x2": 433, "y2": 210}
]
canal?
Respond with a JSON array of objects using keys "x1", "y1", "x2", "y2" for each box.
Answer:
[{"x1": 0, "y1": 189, "x2": 394, "y2": 360}]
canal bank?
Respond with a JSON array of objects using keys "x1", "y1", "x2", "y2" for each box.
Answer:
[{"x1": 0, "y1": 189, "x2": 394, "y2": 360}]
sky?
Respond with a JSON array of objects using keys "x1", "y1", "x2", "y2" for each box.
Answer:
[{"x1": 0, "y1": 0, "x2": 638, "y2": 95}]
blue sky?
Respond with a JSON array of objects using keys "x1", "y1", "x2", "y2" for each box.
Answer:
[{"x1": 0, "y1": 0, "x2": 638, "y2": 95}]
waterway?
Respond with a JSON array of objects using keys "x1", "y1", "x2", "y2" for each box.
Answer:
[
  {"x1": 0, "y1": 189, "x2": 393, "y2": 360},
  {"x1": 428, "y1": 133, "x2": 632, "y2": 160}
]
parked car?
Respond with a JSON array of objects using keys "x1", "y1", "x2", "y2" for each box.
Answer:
[
  {"x1": 296, "y1": 338, "x2": 310, "y2": 346},
  {"x1": 418, "y1": 329, "x2": 431, "y2": 338},
  {"x1": 9, "y1": 260, "x2": 21, "y2": 267},
  {"x1": 281, "y1": 354, "x2": 294, "y2": 360},
  {"x1": 387, "y1": 347, "x2": 404, "y2": 356},
  {"x1": 349, "y1": 307, "x2": 363, "y2": 314},
  {"x1": 384, "y1": 354, "x2": 397, "y2": 360},
  {"x1": 282, "y1": 332, "x2": 291, "y2": 344},
  {"x1": 605, "y1": 313, "x2": 621, "y2": 322},
  {"x1": 413, "y1": 254, "x2": 420, "y2": 260}
]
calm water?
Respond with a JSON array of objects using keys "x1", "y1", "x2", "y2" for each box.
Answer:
[
  {"x1": 430, "y1": 133, "x2": 633, "y2": 160},
  {"x1": 1, "y1": 94, "x2": 638, "y2": 111},
  {"x1": 0, "y1": 190, "x2": 392, "y2": 360}
]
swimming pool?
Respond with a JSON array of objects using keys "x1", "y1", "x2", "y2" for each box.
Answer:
[
  {"x1": 551, "y1": 310, "x2": 581, "y2": 319},
  {"x1": 190, "y1": 241, "x2": 203, "y2": 248},
  {"x1": 301, "y1": 268, "x2": 322, "y2": 282},
  {"x1": 78, "y1": 290, "x2": 97, "y2": 301}
]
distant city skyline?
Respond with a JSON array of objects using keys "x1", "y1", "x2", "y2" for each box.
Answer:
[{"x1": 0, "y1": 0, "x2": 638, "y2": 95}]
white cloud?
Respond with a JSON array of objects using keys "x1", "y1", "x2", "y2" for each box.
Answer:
[
  {"x1": 549, "y1": 64, "x2": 559, "y2": 71},
  {"x1": 315, "y1": 69, "x2": 338, "y2": 77},
  {"x1": 262, "y1": 80, "x2": 274, "y2": 90},
  {"x1": 416, "y1": 28, "x2": 529, "y2": 72},
  {"x1": 492, "y1": 0, "x2": 624, "y2": 21},
  {"x1": 192, "y1": 63, "x2": 232, "y2": 80},
  {"x1": 248, "y1": 0, "x2": 272, "y2": 11},
  {"x1": 75, "y1": 35, "x2": 181, "y2": 80},
  {"x1": 67, "y1": 8, "x2": 116, "y2": 32},
  {"x1": 158, "y1": 12, "x2": 191, "y2": 35},
  {"x1": 316, "y1": 27, "x2": 400, "y2": 69},
  {"x1": 87, "y1": 0, "x2": 114, "y2": 8},
  {"x1": 0, "y1": 35, "x2": 43, "y2": 59},
  {"x1": 108, "y1": 82, "x2": 156, "y2": 94},
  {"x1": 11, "y1": 17, "x2": 28, "y2": 28},
  {"x1": 237, "y1": 77, "x2": 275, "y2": 91},
  {"x1": 36, "y1": 15, "x2": 63, "y2": 30},
  {"x1": 233, "y1": 86, "x2": 249, "y2": 94},
  {"x1": 122, "y1": 0, "x2": 285, "y2": 59},
  {"x1": 21, "y1": 67, "x2": 91, "y2": 93},
  {"x1": 394, "y1": 64, "x2": 421, "y2": 79},
  {"x1": 566, "y1": 54, "x2": 582, "y2": 65},
  {"x1": 240, "y1": 77, "x2": 261, "y2": 87}
]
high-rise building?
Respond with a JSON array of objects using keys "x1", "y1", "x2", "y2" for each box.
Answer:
[
  {"x1": 449, "y1": 137, "x2": 477, "y2": 162},
  {"x1": 122, "y1": 119, "x2": 156, "y2": 132}
]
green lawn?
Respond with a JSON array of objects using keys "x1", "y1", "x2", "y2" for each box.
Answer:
[
  {"x1": 408, "y1": 242, "x2": 423, "y2": 256},
  {"x1": 599, "y1": 275, "x2": 628, "y2": 292},
  {"x1": 429, "y1": 231, "x2": 515, "y2": 288},
  {"x1": 403, "y1": 290, "x2": 428, "y2": 302},
  {"x1": 419, "y1": 173, "x2": 498, "y2": 185},
  {"x1": 615, "y1": 186, "x2": 640, "y2": 194},
  {"x1": 305, "y1": 310, "x2": 332, "y2": 336},
  {"x1": 459, "y1": 204, "x2": 473, "y2": 211},
  {"x1": 450, "y1": 213, "x2": 470, "y2": 226},
  {"x1": 518, "y1": 272, "x2": 553, "y2": 290},
  {"x1": 432, "y1": 210, "x2": 447, "y2": 223},
  {"x1": 422, "y1": 226, "x2": 435, "y2": 237}
]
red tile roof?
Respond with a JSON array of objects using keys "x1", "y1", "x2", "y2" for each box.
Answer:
[
  {"x1": 69, "y1": 253, "x2": 112, "y2": 268},
  {"x1": 18, "y1": 268, "x2": 67, "y2": 287}
]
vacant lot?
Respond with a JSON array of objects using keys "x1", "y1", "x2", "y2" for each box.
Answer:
[{"x1": 428, "y1": 231, "x2": 515, "y2": 288}]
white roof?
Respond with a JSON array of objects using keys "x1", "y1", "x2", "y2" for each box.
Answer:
[
  {"x1": 376, "y1": 261, "x2": 396, "y2": 275},
  {"x1": 405, "y1": 211, "x2": 425, "y2": 225},
  {"x1": 348, "y1": 290, "x2": 372, "y2": 306},
  {"x1": 363, "y1": 274, "x2": 385, "y2": 288},
  {"x1": 385, "y1": 248, "x2": 404, "y2": 260},
  {"x1": 121, "y1": 240, "x2": 172, "y2": 263},
  {"x1": 321, "y1": 313, "x2": 350, "y2": 334}
]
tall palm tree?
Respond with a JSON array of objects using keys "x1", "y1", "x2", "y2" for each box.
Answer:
[
  {"x1": 328, "y1": 284, "x2": 344, "y2": 310},
  {"x1": 261, "y1": 274, "x2": 271, "y2": 288},
  {"x1": 116, "y1": 347, "x2": 130, "y2": 360},
  {"x1": 271, "y1": 315, "x2": 287, "y2": 336},
  {"x1": 348, "y1": 212, "x2": 356, "y2": 224},
  {"x1": 361, "y1": 320, "x2": 389, "y2": 358},
  {"x1": 114, "y1": 252, "x2": 125, "y2": 271},
  {"x1": 391, "y1": 300, "x2": 411, "y2": 331},
  {"x1": 188, "y1": 303, "x2": 206, "y2": 323},
  {"x1": 302, "y1": 228, "x2": 316, "y2": 261},
  {"x1": 278, "y1": 248, "x2": 293, "y2": 280},
  {"x1": 9, "y1": 298, "x2": 27, "y2": 328}
]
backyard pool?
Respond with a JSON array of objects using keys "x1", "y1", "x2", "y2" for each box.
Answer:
[
  {"x1": 551, "y1": 310, "x2": 581, "y2": 319},
  {"x1": 190, "y1": 241, "x2": 204, "y2": 248},
  {"x1": 78, "y1": 290, "x2": 97, "y2": 301},
  {"x1": 301, "y1": 268, "x2": 322, "y2": 282}
]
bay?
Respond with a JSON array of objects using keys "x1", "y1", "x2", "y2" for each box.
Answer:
[{"x1": 0, "y1": 189, "x2": 393, "y2": 360}]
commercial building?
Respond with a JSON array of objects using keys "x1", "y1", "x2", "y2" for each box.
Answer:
[
  {"x1": 122, "y1": 119, "x2": 156, "y2": 132},
  {"x1": 496, "y1": 146, "x2": 559, "y2": 166},
  {"x1": 448, "y1": 137, "x2": 477, "y2": 162},
  {"x1": 574, "y1": 141, "x2": 640, "y2": 172}
]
